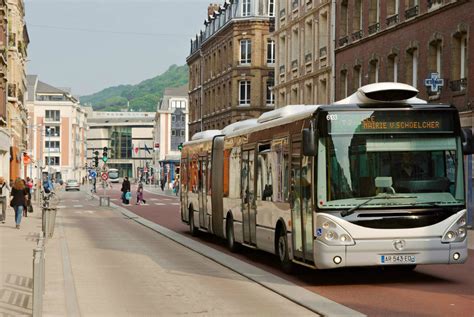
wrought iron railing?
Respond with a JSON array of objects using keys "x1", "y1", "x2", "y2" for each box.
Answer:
[
  {"x1": 368, "y1": 22, "x2": 380, "y2": 35},
  {"x1": 352, "y1": 30, "x2": 363, "y2": 41},
  {"x1": 305, "y1": 53, "x2": 312, "y2": 63},
  {"x1": 319, "y1": 46, "x2": 327, "y2": 57},
  {"x1": 386, "y1": 14, "x2": 399, "y2": 26},
  {"x1": 279, "y1": 65, "x2": 285, "y2": 74},
  {"x1": 405, "y1": 5, "x2": 419, "y2": 19},
  {"x1": 449, "y1": 78, "x2": 467, "y2": 92},
  {"x1": 291, "y1": 59, "x2": 298, "y2": 69},
  {"x1": 292, "y1": 0, "x2": 299, "y2": 10},
  {"x1": 338, "y1": 36, "x2": 349, "y2": 47}
]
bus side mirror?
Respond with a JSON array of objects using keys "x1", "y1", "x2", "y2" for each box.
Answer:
[
  {"x1": 461, "y1": 128, "x2": 474, "y2": 155},
  {"x1": 302, "y1": 128, "x2": 317, "y2": 156}
]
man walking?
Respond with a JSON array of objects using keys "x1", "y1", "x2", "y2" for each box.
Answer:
[
  {"x1": 0, "y1": 177, "x2": 11, "y2": 224},
  {"x1": 121, "y1": 177, "x2": 131, "y2": 204}
]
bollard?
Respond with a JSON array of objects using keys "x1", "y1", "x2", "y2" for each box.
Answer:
[{"x1": 32, "y1": 246, "x2": 44, "y2": 317}]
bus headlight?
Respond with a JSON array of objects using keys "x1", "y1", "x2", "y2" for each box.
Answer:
[
  {"x1": 316, "y1": 215, "x2": 355, "y2": 246},
  {"x1": 442, "y1": 211, "x2": 467, "y2": 243}
]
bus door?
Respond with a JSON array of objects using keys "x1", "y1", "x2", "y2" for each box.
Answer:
[
  {"x1": 290, "y1": 139, "x2": 314, "y2": 262},
  {"x1": 180, "y1": 158, "x2": 188, "y2": 223},
  {"x1": 198, "y1": 155, "x2": 208, "y2": 229},
  {"x1": 241, "y1": 148, "x2": 257, "y2": 245}
]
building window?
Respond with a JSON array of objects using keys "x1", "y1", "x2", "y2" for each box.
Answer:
[
  {"x1": 305, "y1": 19, "x2": 313, "y2": 58},
  {"x1": 242, "y1": 0, "x2": 251, "y2": 17},
  {"x1": 266, "y1": 80, "x2": 275, "y2": 105},
  {"x1": 450, "y1": 32, "x2": 468, "y2": 91},
  {"x1": 268, "y1": 0, "x2": 275, "y2": 16},
  {"x1": 291, "y1": 86, "x2": 298, "y2": 104},
  {"x1": 339, "y1": 70, "x2": 348, "y2": 99},
  {"x1": 368, "y1": 59, "x2": 379, "y2": 83},
  {"x1": 428, "y1": 39, "x2": 442, "y2": 76},
  {"x1": 406, "y1": 47, "x2": 418, "y2": 88},
  {"x1": 353, "y1": 65, "x2": 362, "y2": 91},
  {"x1": 305, "y1": 81, "x2": 313, "y2": 104},
  {"x1": 240, "y1": 39, "x2": 252, "y2": 64},
  {"x1": 340, "y1": 0, "x2": 348, "y2": 38},
  {"x1": 45, "y1": 141, "x2": 60, "y2": 150},
  {"x1": 45, "y1": 156, "x2": 60, "y2": 166},
  {"x1": 267, "y1": 39, "x2": 275, "y2": 64},
  {"x1": 172, "y1": 130, "x2": 176, "y2": 136},
  {"x1": 239, "y1": 80, "x2": 251, "y2": 105},
  {"x1": 387, "y1": 54, "x2": 398, "y2": 82},
  {"x1": 292, "y1": 28, "x2": 299, "y2": 64},
  {"x1": 45, "y1": 126, "x2": 60, "y2": 137},
  {"x1": 45, "y1": 110, "x2": 60, "y2": 122},
  {"x1": 181, "y1": 130, "x2": 185, "y2": 136},
  {"x1": 353, "y1": 0, "x2": 363, "y2": 33},
  {"x1": 172, "y1": 115, "x2": 176, "y2": 122}
]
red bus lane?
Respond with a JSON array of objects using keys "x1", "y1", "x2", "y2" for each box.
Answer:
[{"x1": 106, "y1": 186, "x2": 474, "y2": 316}]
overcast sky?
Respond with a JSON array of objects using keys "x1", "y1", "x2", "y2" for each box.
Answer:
[{"x1": 25, "y1": 0, "x2": 212, "y2": 96}]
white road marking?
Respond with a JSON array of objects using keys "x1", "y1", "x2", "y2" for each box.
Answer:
[
  {"x1": 154, "y1": 203, "x2": 165, "y2": 206},
  {"x1": 170, "y1": 203, "x2": 180, "y2": 206},
  {"x1": 57, "y1": 205, "x2": 67, "y2": 209},
  {"x1": 73, "y1": 205, "x2": 84, "y2": 208}
]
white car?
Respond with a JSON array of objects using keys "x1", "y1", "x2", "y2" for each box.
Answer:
[{"x1": 65, "y1": 179, "x2": 80, "y2": 191}]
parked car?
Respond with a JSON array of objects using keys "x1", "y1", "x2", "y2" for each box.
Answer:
[{"x1": 65, "y1": 179, "x2": 80, "y2": 191}]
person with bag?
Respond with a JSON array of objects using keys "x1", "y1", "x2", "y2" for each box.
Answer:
[
  {"x1": 121, "y1": 177, "x2": 131, "y2": 204},
  {"x1": 173, "y1": 177, "x2": 180, "y2": 196},
  {"x1": 136, "y1": 182, "x2": 146, "y2": 205},
  {"x1": 0, "y1": 176, "x2": 11, "y2": 224},
  {"x1": 21, "y1": 179, "x2": 31, "y2": 218},
  {"x1": 10, "y1": 178, "x2": 29, "y2": 229}
]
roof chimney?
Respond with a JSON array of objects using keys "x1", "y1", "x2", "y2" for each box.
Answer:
[{"x1": 207, "y1": 3, "x2": 220, "y2": 17}]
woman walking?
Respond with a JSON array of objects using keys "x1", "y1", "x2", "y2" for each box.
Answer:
[
  {"x1": 121, "y1": 177, "x2": 131, "y2": 204},
  {"x1": 10, "y1": 178, "x2": 29, "y2": 229}
]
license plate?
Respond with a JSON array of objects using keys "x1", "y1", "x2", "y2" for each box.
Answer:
[{"x1": 380, "y1": 254, "x2": 416, "y2": 264}]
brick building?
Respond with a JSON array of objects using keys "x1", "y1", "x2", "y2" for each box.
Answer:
[
  {"x1": 187, "y1": 1, "x2": 275, "y2": 138},
  {"x1": 273, "y1": 0, "x2": 334, "y2": 107},
  {"x1": 335, "y1": 0, "x2": 473, "y2": 129}
]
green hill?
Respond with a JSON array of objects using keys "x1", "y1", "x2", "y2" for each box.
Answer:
[{"x1": 81, "y1": 64, "x2": 188, "y2": 112}]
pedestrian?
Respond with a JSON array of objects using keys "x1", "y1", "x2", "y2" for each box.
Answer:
[
  {"x1": 22, "y1": 179, "x2": 31, "y2": 218},
  {"x1": 173, "y1": 177, "x2": 180, "y2": 196},
  {"x1": 0, "y1": 176, "x2": 11, "y2": 224},
  {"x1": 160, "y1": 178, "x2": 165, "y2": 191},
  {"x1": 121, "y1": 176, "x2": 131, "y2": 204},
  {"x1": 136, "y1": 182, "x2": 146, "y2": 205},
  {"x1": 10, "y1": 178, "x2": 29, "y2": 229}
]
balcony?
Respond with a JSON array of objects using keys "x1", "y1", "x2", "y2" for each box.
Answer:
[
  {"x1": 386, "y1": 14, "x2": 399, "y2": 27},
  {"x1": 279, "y1": 65, "x2": 285, "y2": 75},
  {"x1": 449, "y1": 78, "x2": 467, "y2": 92},
  {"x1": 427, "y1": 0, "x2": 443, "y2": 10},
  {"x1": 44, "y1": 117, "x2": 61, "y2": 123},
  {"x1": 280, "y1": 8, "x2": 286, "y2": 19},
  {"x1": 46, "y1": 148, "x2": 61, "y2": 153},
  {"x1": 319, "y1": 47, "x2": 327, "y2": 58},
  {"x1": 338, "y1": 36, "x2": 349, "y2": 47},
  {"x1": 405, "y1": 5, "x2": 419, "y2": 19},
  {"x1": 292, "y1": 0, "x2": 299, "y2": 11},
  {"x1": 7, "y1": 83, "x2": 17, "y2": 98},
  {"x1": 291, "y1": 59, "x2": 298, "y2": 70},
  {"x1": 352, "y1": 30, "x2": 363, "y2": 41},
  {"x1": 305, "y1": 53, "x2": 312, "y2": 63},
  {"x1": 368, "y1": 22, "x2": 380, "y2": 35}
]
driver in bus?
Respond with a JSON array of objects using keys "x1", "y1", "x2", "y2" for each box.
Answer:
[{"x1": 395, "y1": 152, "x2": 424, "y2": 180}]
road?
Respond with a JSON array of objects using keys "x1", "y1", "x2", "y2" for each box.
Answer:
[
  {"x1": 100, "y1": 184, "x2": 474, "y2": 316},
  {"x1": 51, "y1": 190, "x2": 317, "y2": 316}
]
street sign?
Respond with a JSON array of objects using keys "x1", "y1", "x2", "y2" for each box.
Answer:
[
  {"x1": 89, "y1": 170, "x2": 97, "y2": 178},
  {"x1": 424, "y1": 73, "x2": 444, "y2": 93},
  {"x1": 101, "y1": 172, "x2": 108, "y2": 181}
]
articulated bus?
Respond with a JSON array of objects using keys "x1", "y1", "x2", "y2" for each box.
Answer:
[{"x1": 180, "y1": 83, "x2": 473, "y2": 272}]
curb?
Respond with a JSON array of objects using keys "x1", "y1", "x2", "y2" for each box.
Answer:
[{"x1": 105, "y1": 198, "x2": 365, "y2": 317}]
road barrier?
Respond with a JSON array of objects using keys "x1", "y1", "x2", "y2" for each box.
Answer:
[
  {"x1": 42, "y1": 207, "x2": 57, "y2": 239},
  {"x1": 33, "y1": 232, "x2": 46, "y2": 317}
]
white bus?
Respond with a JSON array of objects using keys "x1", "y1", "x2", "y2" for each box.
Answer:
[
  {"x1": 180, "y1": 83, "x2": 473, "y2": 272},
  {"x1": 108, "y1": 168, "x2": 120, "y2": 183}
]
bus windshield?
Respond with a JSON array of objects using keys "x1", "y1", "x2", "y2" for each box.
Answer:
[
  {"x1": 317, "y1": 110, "x2": 465, "y2": 209},
  {"x1": 108, "y1": 169, "x2": 119, "y2": 179}
]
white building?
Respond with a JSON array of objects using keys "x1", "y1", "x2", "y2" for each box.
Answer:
[
  {"x1": 26, "y1": 75, "x2": 88, "y2": 182},
  {"x1": 86, "y1": 110, "x2": 155, "y2": 181},
  {"x1": 153, "y1": 86, "x2": 188, "y2": 184}
]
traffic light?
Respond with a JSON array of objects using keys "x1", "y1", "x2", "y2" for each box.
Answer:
[
  {"x1": 93, "y1": 150, "x2": 99, "y2": 167},
  {"x1": 178, "y1": 143, "x2": 183, "y2": 151},
  {"x1": 102, "y1": 146, "x2": 108, "y2": 163}
]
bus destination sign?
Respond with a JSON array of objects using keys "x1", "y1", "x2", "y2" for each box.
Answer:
[{"x1": 325, "y1": 111, "x2": 454, "y2": 134}]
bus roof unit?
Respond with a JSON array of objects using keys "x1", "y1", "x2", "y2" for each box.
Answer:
[
  {"x1": 335, "y1": 82, "x2": 427, "y2": 105},
  {"x1": 190, "y1": 130, "x2": 222, "y2": 141},
  {"x1": 257, "y1": 105, "x2": 319, "y2": 123},
  {"x1": 221, "y1": 119, "x2": 259, "y2": 135}
]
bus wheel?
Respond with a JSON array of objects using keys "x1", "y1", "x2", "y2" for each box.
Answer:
[
  {"x1": 189, "y1": 208, "x2": 199, "y2": 236},
  {"x1": 226, "y1": 217, "x2": 240, "y2": 253},
  {"x1": 277, "y1": 230, "x2": 293, "y2": 274}
]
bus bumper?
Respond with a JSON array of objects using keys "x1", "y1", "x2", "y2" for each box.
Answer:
[{"x1": 314, "y1": 238, "x2": 468, "y2": 269}]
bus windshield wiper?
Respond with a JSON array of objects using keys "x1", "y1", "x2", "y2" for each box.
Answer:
[
  {"x1": 341, "y1": 194, "x2": 417, "y2": 217},
  {"x1": 408, "y1": 201, "x2": 450, "y2": 207}
]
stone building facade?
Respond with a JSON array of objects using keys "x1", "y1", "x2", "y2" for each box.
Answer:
[
  {"x1": 273, "y1": 0, "x2": 334, "y2": 107},
  {"x1": 1, "y1": 0, "x2": 29, "y2": 181},
  {"x1": 26, "y1": 76, "x2": 88, "y2": 183},
  {"x1": 334, "y1": 0, "x2": 473, "y2": 130},
  {"x1": 187, "y1": 0, "x2": 275, "y2": 138}
]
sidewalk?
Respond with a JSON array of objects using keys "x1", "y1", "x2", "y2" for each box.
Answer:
[{"x1": 0, "y1": 203, "x2": 42, "y2": 316}]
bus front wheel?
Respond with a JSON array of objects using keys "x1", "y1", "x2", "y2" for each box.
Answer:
[
  {"x1": 226, "y1": 217, "x2": 240, "y2": 253},
  {"x1": 277, "y1": 230, "x2": 293, "y2": 274},
  {"x1": 189, "y1": 208, "x2": 199, "y2": 236}
]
